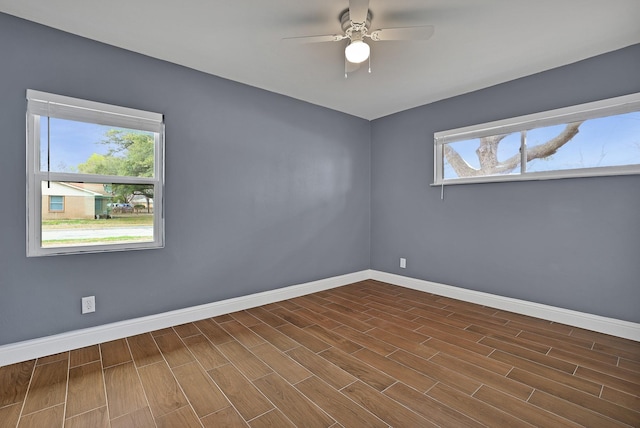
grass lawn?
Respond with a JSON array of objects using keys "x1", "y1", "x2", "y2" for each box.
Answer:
[
  {"x1": 42, "y1": 236, "x2": 152, "y2": 246},
  {"x1": 42, "y1": 214, "x2": 153, "y2": 229}
]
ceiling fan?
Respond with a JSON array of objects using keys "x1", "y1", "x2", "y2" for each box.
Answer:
[{"x1": 284, "y1": 0, "x2": 434, "y2": 76}]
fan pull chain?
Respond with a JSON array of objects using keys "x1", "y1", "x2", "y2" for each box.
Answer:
[
  {"x1": 368, "y1": 55, "x2": 371, "y2": 73},
  {"x1": 47, "y1": 108, "x2": 51, "y2": 189},
  {"x1": 344, "y1": 57, "x2": 348, "y2": 79}
]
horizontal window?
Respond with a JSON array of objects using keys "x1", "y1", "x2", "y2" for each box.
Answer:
[
  {"x1": 433, "y1": 93, "x2": 640, "y2": 185},
  {"x1": 26, "y1": 90, "x2": 164, "y2": 257}
]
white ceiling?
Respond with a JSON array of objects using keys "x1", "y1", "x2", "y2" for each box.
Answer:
[{"x1": 1, "y1": 0, "x2": 639, "y2": 120}]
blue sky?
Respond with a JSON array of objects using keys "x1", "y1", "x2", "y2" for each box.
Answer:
[{"x1": 39, "y1": 118, "x2": 152, "y2": 172}]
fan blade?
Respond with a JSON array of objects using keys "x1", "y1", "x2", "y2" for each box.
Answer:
[
  {"x1": 369, "y1": 25, "x2": 434, "y2": 41},
  {"x1": 349, "y1": 0, "x2": 370, "y2": 24},
  {"x1": 282, "y1": 34, "x2": 345, "y2": 44}
]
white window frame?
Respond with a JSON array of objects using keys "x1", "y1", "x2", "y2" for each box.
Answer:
[
  {"x1": 433, "y1": 92, "x2": 640, "y2": 186},
  {"x1": 26, "y1": 89, "x2": 165, "y2": 257}
]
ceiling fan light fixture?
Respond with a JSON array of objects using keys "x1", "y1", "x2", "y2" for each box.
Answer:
[{"x1": 345, "y1": 39, "x2": 370, "y2": 64}]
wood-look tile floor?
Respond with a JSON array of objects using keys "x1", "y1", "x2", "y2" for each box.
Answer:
[{"x1": 1, "y1": 280, "x2": 639, "y2": 427}]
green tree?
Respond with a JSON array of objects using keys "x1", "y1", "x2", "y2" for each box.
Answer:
[
  {"x1": 78, "y1": 130, "x2": 155, "y2": 212},
  {"x1": 101, "y1": 130, "x2": 154, "y2": 178},
  {"x1": 78, "y1": 153, "x2": 121, "y2": 176}
]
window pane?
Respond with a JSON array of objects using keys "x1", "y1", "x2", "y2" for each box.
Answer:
[
  {"x1": 40, "y1": 118, "x2": 156, "y2": 177},
  {"x1": 444, "y1": 132, "x2": 521, "y2": 179},
  {"x1": 41, "y1": 181, "x2": 154, "y2": 248},
  {"x1": 526, "y1": 113, "x2": 640, "y2": 172},
  {"x1": 49, "y1": 195, "x2": 64, "y2": 211}
]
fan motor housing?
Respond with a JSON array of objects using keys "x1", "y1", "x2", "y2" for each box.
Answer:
[{"x1": 340, "y1": 8, "x2": 372, "y2": 32}]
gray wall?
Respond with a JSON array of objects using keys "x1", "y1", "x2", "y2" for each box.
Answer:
[
  {"x1": 371, "y1": 44, "x2": 640, "y2": 323},
  {"x1": 1, "y1": 12, "x2": 638, "y2": 347},
  {"x1": 0, "y1": 13, "x2": 371, "y2": 345}
]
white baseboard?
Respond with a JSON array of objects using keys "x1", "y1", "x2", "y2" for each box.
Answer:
[
  {"x1": 370, "y1": 270, "x2": 640, "y2": 342},
  {"x1": 0, "y1": 270, "x2": 369, "y2": 366},
  {"x1": 2, "y1": 269, "x2": 638, "y2": 366}
]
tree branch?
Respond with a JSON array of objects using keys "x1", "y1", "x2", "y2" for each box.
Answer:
[
  {"x1": 491, "y1": 123, "x2": 582, "y2": 173},
  {"x1": 443, "y1": 122, "x2": 583, "y2": 178},
  {"x1": 443, "y1": 145, "x2": 479, "y2": 177},
  {"x1": 526, "y1": 121, "x2": 583, "y2": 162},
  {"x1": 475, "y1": 134, "x2": 508, "y2": 173}
]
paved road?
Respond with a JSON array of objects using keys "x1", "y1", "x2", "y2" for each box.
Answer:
[{"x1": 42, "y1": 226, "x2": 153, "y2": 240}]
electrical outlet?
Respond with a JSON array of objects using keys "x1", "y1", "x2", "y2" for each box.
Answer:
[
  {"x1": 82, "y1": 296, "x2": 95, "y2": 314},
  {"x1": 400, "y1": 258, "x2": 407, "y2": 269}
]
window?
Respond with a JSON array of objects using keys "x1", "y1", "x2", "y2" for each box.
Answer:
[
  {"x1": 49, "y1": 196, "x2": 64, "y2": 212},
  {"x1": 433, "y1": 93, "x2": 640, "y2": 185},
  {"x1": 26, "y1": 90, "x2": 164, "y2": 256}
]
